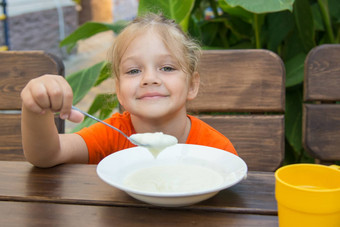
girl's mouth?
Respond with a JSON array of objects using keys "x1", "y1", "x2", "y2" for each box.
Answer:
[{"x1": 138, "y1": 92, "x2": 168, "y2": 100}]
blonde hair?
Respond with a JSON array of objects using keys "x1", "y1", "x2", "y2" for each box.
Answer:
[{"x1": 109, "y1": 13, "x2": 201, "y2": 81}]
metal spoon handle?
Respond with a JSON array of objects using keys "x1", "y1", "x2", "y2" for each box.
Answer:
[{"x1": 71, "y1": 106, "x2": 130, "y2": 141}]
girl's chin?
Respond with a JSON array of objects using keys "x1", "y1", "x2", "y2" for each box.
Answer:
[
  {"x1": 127, "y1": 102, "x2": 186, "y2": 118},
  {"x1": 137, "y1": 98, "x2": 168, "y2": 105},
  {"x1": 135, "y1": 110, "x2": 170, "y2": 119},
  {"x1": 130, "y1": 107, "x2": 176, "y2": 120},
  {"x1": 135, "y1": 100, "x2": 172, "y2": 110}
]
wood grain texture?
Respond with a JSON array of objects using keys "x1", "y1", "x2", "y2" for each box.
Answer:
[
  {"x1": 187, "y1": 49, "x2": 285, "y2": 112},
  {"x1": 0, "y1": 114, "x2": 24, "y2": 161},
  {"x1": 0, "y1": 201, "x2": 278, "y2": 227},
  {"x1": 187, "y1": 50, "x2": 285, "y2": 171},
  {"x1": 303, "y1": 104, "x2": 340, "y2": 161},
  {"x1": 0, "y1": 114, "x2": 64, "y2": 161},
  {"x1": 0, "y1": 161, "x2": 277, "y2": 215},
  {"x1": 304, "y1": 44, "x2": 340, "y2": 101},
  {"x1": 303, "y1": 44, "x2": 340, "y2": 162},
  {"x1": 198, "y1": 115, "x2": 284, "y2": 171},
  {"x1": 0, "y1": 51, "x2": 64, "y2": 109},
  {"x1": 0, "y1": 51, "x2": 65, "y2": 160}
]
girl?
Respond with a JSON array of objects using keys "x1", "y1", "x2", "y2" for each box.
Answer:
[{"x1": 21, "y1": 13, "x2": 237, "y2": 168}]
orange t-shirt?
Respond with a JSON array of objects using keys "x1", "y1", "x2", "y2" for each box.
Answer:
[{"x1": 76, "y1": 112, "x2": 237, "y2": 164}]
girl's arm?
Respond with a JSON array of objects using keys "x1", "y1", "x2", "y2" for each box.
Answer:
[{"x1": 21, "y1": 75, "x2": 88, "y2": 167}]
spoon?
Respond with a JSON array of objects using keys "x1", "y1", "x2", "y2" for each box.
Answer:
[{"x1": 71, "y1": 106, "x2": 149, "y2": 147}]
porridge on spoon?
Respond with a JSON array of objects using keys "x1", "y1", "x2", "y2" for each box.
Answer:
[{"x1": 129, "y1": 132, "x2": 178, "y2": 158}]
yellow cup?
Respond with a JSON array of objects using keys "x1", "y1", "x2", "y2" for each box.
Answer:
[{"x1": 275, "y1": 164, "x2": 340, "y2": 227}]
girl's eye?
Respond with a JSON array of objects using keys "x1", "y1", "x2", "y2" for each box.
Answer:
[
  {"x1": 161, "y1": 66, "x2": 175, "y2": 72},
  {"x1": 127, "y1": 69, "x2": 141, "y2": 75}
]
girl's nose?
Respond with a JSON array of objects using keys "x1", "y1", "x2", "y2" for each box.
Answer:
[{"x1": 140, "y1": 69, "x2": 161, "y2": 86}]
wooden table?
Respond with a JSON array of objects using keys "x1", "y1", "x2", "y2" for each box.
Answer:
[{"x1": 0, "y1": 161, "x2": 278, "y2": 226}]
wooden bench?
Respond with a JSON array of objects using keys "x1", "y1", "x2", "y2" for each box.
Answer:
[
  {"x1": 303, "y1": 44, "x2": 340, "y2": 163},
  {"x1": 0, "y1": 51, "x2": 65, "y2": 161},
  {"x1": 188, "y1": 49, "x2": 285, "y2": 171},
  {"x1": 0, "y1": 50, "x2": 286, "y2": 171}
]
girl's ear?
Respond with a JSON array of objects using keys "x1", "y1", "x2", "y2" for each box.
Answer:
[{"x1": 187, "y1": 72, "x2": 200, "y2": 100}]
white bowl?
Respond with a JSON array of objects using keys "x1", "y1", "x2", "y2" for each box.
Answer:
[{"x1": 97, "y1": 144, "x2": 247, "y2": 207}]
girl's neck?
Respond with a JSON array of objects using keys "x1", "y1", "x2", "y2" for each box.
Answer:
[{"x1": 130, "y1": 111, "x2": 191, "y2": 143}]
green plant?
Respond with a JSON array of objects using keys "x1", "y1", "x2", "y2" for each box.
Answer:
[
  {"x1": 60, "y1": 21, "x2": 127, "y2": 130},
  {"x1": 60, "y1": 0, "x2": 340, "y2": 164},
  {"x1": 72, "y1": 0, "x2": 81, "y2": 5}
]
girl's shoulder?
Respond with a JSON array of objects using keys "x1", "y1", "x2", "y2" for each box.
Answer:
[
  {"x1": 187, "y1": 115, "x2": 222, "y2": 136},
  {"x1": 105, "y1": 111, "x2": 131, "y2": 124},
  {"x1": 186, "y1": 115, "x2": 238, "y2": 155}
]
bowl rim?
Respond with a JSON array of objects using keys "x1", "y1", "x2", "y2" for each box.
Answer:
[{"x1": 96, "y1": 144, "x2": 248, "y2": 197}]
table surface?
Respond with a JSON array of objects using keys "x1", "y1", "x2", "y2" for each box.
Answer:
[{"x1": 0, "y1": 161, "x2": 278, "y2": 226}]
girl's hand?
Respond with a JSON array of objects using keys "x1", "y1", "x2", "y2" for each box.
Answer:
[{"x1": 21, "y1": 74, "x2": 83, "y2": 123}]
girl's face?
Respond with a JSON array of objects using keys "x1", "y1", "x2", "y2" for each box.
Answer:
[{"x1": 116, "y1": 29, "x2": 199, "y2": 121}]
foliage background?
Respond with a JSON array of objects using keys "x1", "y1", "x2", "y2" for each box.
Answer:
[{"x1": 60, "y1": 0, "x2": 340, "y2": 164}]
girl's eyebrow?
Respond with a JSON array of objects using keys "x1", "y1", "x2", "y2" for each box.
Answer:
[
  {"x1": 121, "y1": 54, "x2": 175, "y2": 64},
  {"x1": 120, "y1": 56, "x2": 137, "y2": 64},
  {"x1": 159, "y1": 54, "x2": 177, "y2": 62}
]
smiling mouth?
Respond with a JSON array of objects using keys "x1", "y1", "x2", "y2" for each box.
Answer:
[
  {"x1": 137, "y1": 93, "x2": 169, "y2": 100},
  {"x1": 138, "y1": 95, "x2": 168, "y2": 100}
]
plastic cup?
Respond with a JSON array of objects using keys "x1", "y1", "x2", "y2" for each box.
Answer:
[{"x1": 275, "y1": 164, "x2": 340, "y2": 227}]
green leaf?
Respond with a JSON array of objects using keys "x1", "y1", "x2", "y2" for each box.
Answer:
[
  {"x1": 253, "y1": 13, "x2": 265, "y2": 48},
  {"x1": 299, "y1": 150, "x2": 314, "y2": 163},
  {"x1": 72, "y1": 0, "x2": 81, "y2": 5},
  {"x1": 223, "y1": 16, "x2": 252, "y2": 39},
  {"x1": 224, "y1": 0, "x2": 295, "y2": 13},
  {"x1": 71, "y1": 93, "x2": 119, "y2": 132},
  {"x1": 317, "y1": 0, "x2": 335, "y2": 43},
  {"x1": 285, "y1": 84, "x2": 303, "y2": 154},
  {"x1": 311, "y1": 3, "x2": 325, "y2": 31},
  {"x1": 284, "y1": 139, "x2": 298, "y2": 165},
  {"x1": 195, "y1": 16, "x2": 251, "y2": 48},
  {"x1": 267, "y1": 11, "x2": 294, "y2": 51},
  {"x1": 138, "y1": 0, "x2": 195, "y2": 31},
  {"x1": 188, "y1": 14, "x2": 203, "y2": 41},
  {"x1": 94, "y1": 62, "x2": 112, "y2": 87},
  {"x1": 198, "y1": 20, "x2": 220, "y2": 45},
  {"x1": 217, "y1": 0, "x2": 253, "y2": 23},
  {"x1": 60, "y1": 21, "x2": 128, "y2": 52},
  {"x1": 329, "y1": 0, "x2": 340, "y2": 23},
  {"x1": 281, "y1": 26, "x2": 305, "y2": 60},
  {"x1": 66, "y1": 61, "x2": 107, "y2": 105},
  {"x1": 293, "y1": 0, "x2": 316, "y2": 52},
  {"x1": 87, "y1": 93, "x2": 119, "y2": 119},
  {"x1": 285, "y1": 52, "x2": 306, "y2": 87},
  {"x1": 227, "y1": 41, "x2": 254, "y2": 49}
]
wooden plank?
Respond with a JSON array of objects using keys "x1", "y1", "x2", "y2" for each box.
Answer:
[
  {"x1": 0, "y1": 114, "x2": 24, "y2": 161},
  {"x1": 0, "y1": 51, "x2": 64, "y2": 110},
  {"x1": 186, "y1": 49, "x2": 285, "y2": 171},
  {"x1": 0, "y1": 201, "x2": 278, "y2": 227},
  {"x1": 197, "y1": 115, "x2": 285, "y2": 171},
  {"x1": 187, "y1": 49, "x2": 285, "y2": 112},
  {"x1": 200, "y1": 171, "x2": 276, "y2": 214},
  {"x1": 304, "y1": 44, "x2": 340, "y2": 101},
  {"x1": 303, "y1": 104, "x2": 340, "y2": 161},
  {"x1": 0, "y1": 114, "x2": 64, "y2": 161},
  {"x1": 0, "y1": 51, "x2": 65, "y2": 160},
  {"x1": 0, "y1": 161, "x2": 278, "y2": 214}
]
